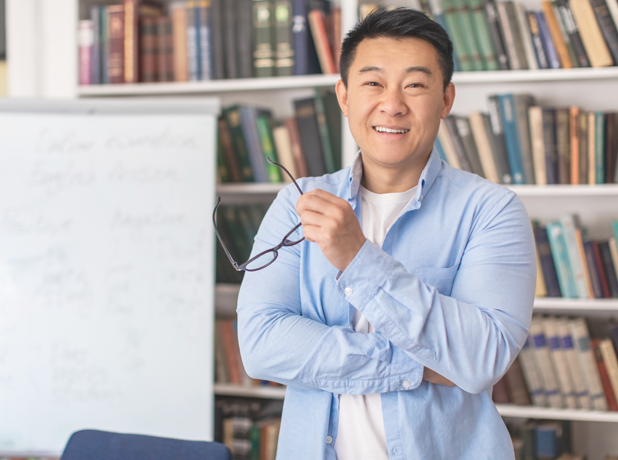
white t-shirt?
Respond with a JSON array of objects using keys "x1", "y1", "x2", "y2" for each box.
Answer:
[{"x1": 334, "y1": 184, "x2": 417, "y2": 460}]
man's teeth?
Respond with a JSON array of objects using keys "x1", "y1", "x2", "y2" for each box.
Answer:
[{"x1": 374, "y1": 126, "x2": 409, "y2": 134}]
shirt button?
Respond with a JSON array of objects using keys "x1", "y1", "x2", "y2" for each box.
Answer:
[
  {"x1": 326, "y1": 436, "x2": 333, "y2": 444},
  {"x1": 393, "y1": 447, "x2": 400, "y2": 455},
  {"x1": 402, "y1": 380, "x2": 411, "y2": 389},
  {"x1": 344, "y1": 287, "x2": 353, "y2": 296}
]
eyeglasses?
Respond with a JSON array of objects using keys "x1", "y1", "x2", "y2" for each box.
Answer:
[{"x1": 213, "y1": 158, "x2": 305, "y2": 272}]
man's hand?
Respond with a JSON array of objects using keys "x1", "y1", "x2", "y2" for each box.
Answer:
[
  {"x1": 296, "y1": 189, "x2": 366, "y2": 272},
  {"x1": 423, "y1": 367, "x2": 456, "y2": 386}
]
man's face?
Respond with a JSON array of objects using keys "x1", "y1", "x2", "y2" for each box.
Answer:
[{"x1": 336, "y1": 36, "x2": 455, "y2": 170}]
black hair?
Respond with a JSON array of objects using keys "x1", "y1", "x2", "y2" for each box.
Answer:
[{"x1": 339, "y1": 8, "x2": 454, "y2": 90}]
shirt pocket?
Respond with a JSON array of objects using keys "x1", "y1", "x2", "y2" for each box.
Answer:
[{"x1": 413, "y1": 264, "x2": 459, "y2": 296}]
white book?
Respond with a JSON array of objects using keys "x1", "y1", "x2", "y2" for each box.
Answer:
[
  {"x1": 569, "y1": 317, "x2": 608, "y2": 410},
  {"x1": 528, "y1": 106, "x2": 547, "y2": 186},
  {"x1": 560, "y1": 214, "x2": 592, "y2": 299},
  {"x1": 543, "y1": 317, "x2": 577, "y2": 408},
  {"x1": 518, "y1": 336, "x2": 547, "y2": 407},
  {"x1": 599, "y1": 339, "x2": 618, "y2": 404},
  {"x1": 438, "y1": 119, "x2": 461, "y2": 170},
  {"x1": 469, "y1": 112, "x2": 500, "y2": 184},
  {"x1": 556, "y1": 317, "x2": 591, "y2": 409},
  {"x1": 514, "y1": 3, "x2": 540, "y2": 70},
  {"x1": 529, "y1": 317, "x2": 563, "y2": 408},
  {"x1": 272, "y1": 125, "x2": 297, "y2": 183}
]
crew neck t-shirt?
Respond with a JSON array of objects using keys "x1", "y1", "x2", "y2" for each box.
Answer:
[{"x1": 334, "y1": 184, "x2": 418, "y2": 460}]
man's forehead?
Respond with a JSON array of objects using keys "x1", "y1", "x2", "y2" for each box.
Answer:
[{"x1": 352, "y1": 36, "x2": 440, "y2": 67}]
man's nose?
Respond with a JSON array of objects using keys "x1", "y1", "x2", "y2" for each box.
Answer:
[{"x1": 380, "y1": 88, "x2": 408, "y2": 118}]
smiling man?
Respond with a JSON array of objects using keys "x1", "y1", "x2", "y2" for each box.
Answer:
[{"x1": 237, "y1": 8, "x2": 536, "y2": 460}]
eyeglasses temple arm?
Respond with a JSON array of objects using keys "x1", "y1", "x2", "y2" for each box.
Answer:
[
  {"x1": 266, "y1": 157, "x2": 304, "y2": 196},
  {"x1": 212, "y1": 197, "x2": 242, "y2": 271}
]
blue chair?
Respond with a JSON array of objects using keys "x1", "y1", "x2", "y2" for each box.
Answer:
[{"x1": 61, "y1": 429, "x2": 231, "y2": 460}]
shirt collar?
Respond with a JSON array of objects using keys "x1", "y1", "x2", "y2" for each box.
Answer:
[{"x1": 346, "y1": 146, "x2": 443, "y2": 211}]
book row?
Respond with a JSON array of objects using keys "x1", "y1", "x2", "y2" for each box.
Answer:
[
  {"x1": 506, "y1": 420, "x2": 582, "y2": 460},
  {"x1": 437, "y1": 94, "x2": 618, "y2": 185},
  {"x1": 366, "y1": 0, "x2": 618, "y2": 72},
  {"x1": 215, "y1": 318, "x2": 283, "y2": 389},
  {"x1": 214, "y1": 397, "x2": 283, "y2": 460},
  {"x1": 217, "y1": 90, "x2": 341, "y2": 184},
  {"x1": 493, "y1": 315, "x2": 618, "y2": 411},
  {"x1": 534, "y1": 216, "x2": 618, "y2": 299},
  {"x1": 78, "y1": 0, "x2": 340, "y2": 85}
]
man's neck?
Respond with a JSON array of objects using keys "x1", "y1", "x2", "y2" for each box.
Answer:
[{"x1": 360, "y1": 150, "x2": 432, "y2": 194}]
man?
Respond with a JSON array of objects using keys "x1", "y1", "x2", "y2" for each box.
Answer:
[{"x1": 237, "y1": 8, "x2": 536, "y2": 460}]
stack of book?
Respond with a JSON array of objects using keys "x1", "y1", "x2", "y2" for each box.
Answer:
[
  {"x1": 214, "y1": 397, "x2": 283, "y2": 460},
  {"x1": 437, "y1": 94, "x2": 618, "y2": 185},
  {"x1": 363, "y1": 0, "x2": 618, "y2": 72},
  {"x1": 78, "y1": 0, "x2": 340, "y2": 85},
  {"x1": 506, "y1": 420, "x2": 581, "y2": 460},
  {"x1": 217, "y1": 89, "x2": 341, "y2": 184},
  {"x1": 534, "y1": 217, "x2": 618, "y2": 299},
  {"x1": 494, "y1": 315, "x2": 618, "y2": 411},
  {"x1": 215, "y1": 318, "x2": 283, "y2": 388}
]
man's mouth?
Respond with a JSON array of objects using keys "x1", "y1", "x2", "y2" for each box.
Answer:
[{"x1": 373, "y1": 126, "x2": 410, "y2": 134}]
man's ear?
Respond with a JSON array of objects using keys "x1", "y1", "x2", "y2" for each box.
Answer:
[
  {"x1": 335, "y1": 79, "x2": 349, "y2": 117},
  {"x1": 440, "y1": 82, "x2": 456, "y2": 119}
]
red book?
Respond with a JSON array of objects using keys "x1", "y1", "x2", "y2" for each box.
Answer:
[
  {"x1": 593, "y1": 339, "x2": 618, "y2": 411},
  {"x1": 124, "y1": 0, "x2": 139, "y2": 83},
  {"x1": 593, "y1": 241, "x2": 611, "y2": 298},
  {"x1": 284, "y1": 117, "x2": 309, "y2": 178},
  {"x1": 108, "y1": 5, "x2": 126, "y2": 84},
  {"x1": 492, "y1": 376, "x2": 511, "y2": 404},
  {"x1": 218, "y1": 319, "x2": 242, "y2": 384},
  {"x1": 308, "y1": 9, "x2": 337, "y2": 74},
  {"x1": 78, "y1": 20, "x2": 94, "y2": 86}
]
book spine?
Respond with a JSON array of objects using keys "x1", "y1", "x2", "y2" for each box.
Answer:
[
  {"x1": 429, "y1": 0, "x2": 461, "y2": 70},
  {"x1": 611, "y1": 238, "x2": 618, "y2": 290},
  {"x1": 561, "y1": 214, "x2": 593, "y2": 298},
  {"x1": 272, "y1": 125, "x2": 298, "y2": 181},
  {"x1": 123, "y1": 0, "x2": 139, "y2": 84},
  {"x1": 218, "y1": 117, "x2": 243, "y2": 182},
  {"x1": 455, "y1": 116, "x2": 485, "y2": 176},
  {"x1": 606, "y1": 113, "x2": 616, "y2": 183},
  {"x1": 486, "y1": 98, "x2": 512, "y2": 184},
  {"x1": 543, "y1": 317, "x2": 578, "y2": 408},
  {"x1": 537, "y1": 11, "x2": 562, "y2": 68},
  {"x1": 570, "y1": 317, "x2": 609, "y2": 410},
  {"x1": 193, "y1": 2, "x2": 203, "y2": 79},
  {"x1": 308, "y1": 9, "x2": 336, "y2": 73},
  {"x1": 499, "y1": 94, "x2": 527, "y2": 184},
  {"x1": 239, "y1": 106, "x2": 270, "y2": 182},
  {"x1": 210, "y1": 0, "x2": 225, "y2": 79},
  {"x1": 157, "y1": 17, "x2": 173, "y2": 82},
  {"x1": 172, "y1": 3, "x2": 189, "y2": 82},
  {"x1": 513, "y1": 94, "x2": 536, "y2": 184},
  {"x1": 443, "y1": 0, "x2": 474, "y2": 71},
  {"x1": 534, "y1": 226, "x2": 562, "y2": 297},
  {"x1": 556, "y1": 317, "x2": 591, "y2": 409},
  {"x1": 570, "y1": 0, "x2": 614, "y2": 67},
  {"x1": 588, "y1": 111, "x2": 596, "y2": 184},
  {"x1": 294, "y1": 98, "x2": 327, "y2": 177},
  {"x1": 90, "y1": 6, "x2": 101, "y2": 85},
  {"x1": 497, "y1": 2, "x2": 522, "y2": 69},
  {"x1": 483, "y1": 0, "x2": 510, "y2": 69},
  {"x1": 514, "y1": 3, "x2": 540, "y2": 69},
  {"x1": 292, "y1": 0, "x2": 309, "y2": 75},
  {"x1": 456, "y1": 0, "x2": 485, "y2": 70},
  {"x1": 444, "y1": 116, "x2": 474, "y2": 173},
  {"x1": 518, "y1": 337, "x2": 548, "y2": 406},
  {"x1": 576, "y1": 228, "x2": 594, "y2": 297},
  {"x1": 600, "y1": 339, "x2": 618, "y2": 407},
  {"x1": 543, "y1": 0, "x2": 573, "y2": 67},
  {"x1": 101, "y1": 7, "x2": 110, "y2": 84},
  {"x1": 570, "y1": 106, "x2": 581, "y2": 184},
  {"x1": 588, "y1": 0, "x2": 618, "y2": 64},
  {"x1": 438, "y1": 119, "x2": 463, "y2": 169},
  {"x1": 139, "y1": 17, "x2": 156, "y2": 82},
  {"x1": 506, "y1": 1, "x2": 529, "y2": 69},
  {"x1": 504, "y1": 358, "x2": 532, "y2": 405},
  {"x1": 79, "y1": 20, "x2": 94, "y2": 86},
  {"x1": 557, "y1": 0, "x2": 592, "y2": 66},
  {"x1": 579, "y1": 112, "x2": 589, "y2": 184},
  {"x1": 108, "y1": 5, "x2": 126, "y2": 84},
  {"x1": 541, "y1": 108, "x2": 559, "y2": 184},
  {"x1": 529, "y1": 106, "x2": 547, "y2": 185},
  {"x1": 199, "y1": 2, "x2": 212, "y2": 80},
  {"x1": 584, "y1": 240, "x2": 604, "y2": 297},
  {"x1": 593, "y1": 241, "x2": 611, "y2": 297},
  {"x1": 593, "y1": 340, "x2": 618, "y2": 410},
  {"x1": 555, "y1": 108, "x2": 571, "y2": 184},
  {"x1": 600, "y1": 241, "x2": 618, "y2": 296},
  {"x1": 254, "y1": 0, "x2": 275, "y2": 77},
  {"x1": 554, "y1": 1, "x2": 581, "y2": 67},
  {"x1": 186, "y1": 3, "x2": 199, "y2": 81},
  {"x1": 469, "y1": 112, "x2": 500, "y2": 183},
  {"x1": 530, "y1": 318, "x2": 564, "y2": 408},
  {"x1": 527, "y1": 11, "x2": 550, "y2": 68},
  {"x1": 467, "y1": 0, "x2": 500, "y2": 70},
  {"x1": 284, "y1": 117, "x2": 309, "y2": 177},
  {"x1": 546, "y1": 222, "x2": 578, "y2": 298},
  {"x1": 238, "y1": 0, "x2": 254, "y2": 78},
  {"x1": 223, "y1": 107, "x2": 255, "y2": 182},
  {"x1": 313, "y1": 89, "x2": 336, "y2": 173},
  {"x1": 256, "y1": 115, "x2": 283, "y2": 183},
  {"x1": 224, "y1": 0, "x2": 238, "y2": 78},
  {"x1": 274, "y1": 1, "x2": 295, "y2": 76}
]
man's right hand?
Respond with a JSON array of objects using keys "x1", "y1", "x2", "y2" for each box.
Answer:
[{"x1": 423, "y1": 367, "x2": 456, "y2": 386}]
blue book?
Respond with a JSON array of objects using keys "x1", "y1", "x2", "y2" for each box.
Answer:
[
  {"x1": 90, "y1": 6, "x2": 101, "y2": 85},
  {"x1": 101, "y1": 6, "x2": 110, "y2": 84},
  {"x1": 199, "y1": 3, "x2": 213, "y2": 80},
  {"x1": 187, "y1": 5, "x2": 200, "y2": 81},
  {"x1": 239, "y1": 106, "x2": 270, "y2": 183},
  {"x1": 536, "y1": 11, "x2": 561, "y2": 69},
  {"x1": 427, "y1": 0, "x2": 461, "y2": 71},
  {"x1": 498, "y1": 94, "x2": 526, "y2": 184},
  {"x1": 613, "y1": 220, "x2": 618, "y2": 242},
  {"x1": 535, "y1": 423, "x2": 564, "y2": 459},
  {"x1": 546, "y1": 222, "x2": 577, "y2": 298},
  {"x1": 533, "y1": 225, "x2": 562, "y2": 297},
  {"x1": 559, "y1": 214, "x2": 590, "y2": 299},
  {"x1": 292, "y1": 0, "x2": 320, "y2": 75}
]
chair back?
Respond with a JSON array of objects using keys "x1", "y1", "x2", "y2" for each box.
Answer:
[{"x1": 61, "y1": 429, "x2": 231, "y2": 460}]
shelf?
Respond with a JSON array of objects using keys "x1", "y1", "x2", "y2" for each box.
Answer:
[
  {"x1": 78, "y1": 74, "x2": 341, "y2": 97},
  {"x1": 452, "y1": 66, "x2": 618, "y2": 84},
  {"x1": 507, "y1": 184, "x2": 618, "y2": 196},
  {"x1": 496, "y1": 404, "x2": 618, "y2": 422},
  {"x1": 214, "y1": 383, "x2": 286, "y2": 399},
  {"x1": 534, "y1": 298, "x2": 618, "y2": 313},
  {"x1": 0, "y1": 451, "x2": 60, "y2": 459},
  {"x1": 216, "y1": 182, "x2": 287, "y2": 195}
]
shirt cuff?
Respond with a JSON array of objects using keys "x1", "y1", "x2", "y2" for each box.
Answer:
[
  {"x1": 336, "y1": 239, "x2": 394, "y2": 309},
  {"x1": 390, "y1": 345, "x2": 424, "y2": 391}
]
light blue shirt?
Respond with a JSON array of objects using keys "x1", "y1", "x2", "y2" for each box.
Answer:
[{"x1": 237, "y1": 148, "x2": 536, "y2": 460}]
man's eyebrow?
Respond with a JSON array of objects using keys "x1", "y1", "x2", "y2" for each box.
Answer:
[{"x1": 357, "y1": 66, "x2": 434, "y2": 76}]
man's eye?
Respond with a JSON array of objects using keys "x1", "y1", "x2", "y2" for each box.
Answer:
[
  {"x1": 365, "y1": 82, "x2": 380, "y2": 87},
  {"x1": 408, "y1": 83, "x2": 424, "y2": 88}
]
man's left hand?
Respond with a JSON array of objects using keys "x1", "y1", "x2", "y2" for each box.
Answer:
[{"x1": 296, "y1": 189, "x2": 366, "y2": 272}]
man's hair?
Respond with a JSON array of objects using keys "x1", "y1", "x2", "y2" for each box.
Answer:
[{"x1": 339, "y1": 8, "x2": 454, "y2": 91}]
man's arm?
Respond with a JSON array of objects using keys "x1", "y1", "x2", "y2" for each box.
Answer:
[
  {"x1": 236, "y1": 185, "x2": 424, "y2": 395},
  {"x1": 334, "y1": 191, "x2": 536, "y2": 394}
]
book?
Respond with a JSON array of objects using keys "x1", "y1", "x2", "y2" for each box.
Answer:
[
  {"x1": 198, "y1": 1, "x2": 213, "y2": 80},
  {"x1": 438, "y1": 119, "x2": 462, "y2": 169},
  {"x1": 514, "y1": 2, "x2": 540, "y2": 69},
  {"x1": 543, "y1": 0, "x2": 573, "y2": 67},
  {"x1": 543, "y1": 317, "x2": 577, "y2": 408},
  {"x1": 611, "y1": 238, "x2": 618, "y2": 286},
  {"x1": 274, "y1": 0, "x2": 295, "y2": 76},
  {"x1": 593, "y1": 241, "x2": 612, "y2": 297},
  {"x1": 218, "y1": 117, "x2": 242, "y2": 182},
  {"x1": 224, "y1": 0, "x2": 239, "y2": 78},
  {"x1": 528, "y1": 10, "x2": 550, "y2": 69},
  {"x1": 444, "y1": 116, "x2": 474, "y2": 173},
  {"x1": 454, "y1": 0, "x2": 484, "y2": 70},
  {"x1": 570, "y1": 0, "x2": 614, "y2": 67},
  {"x1": 554, "y1": 1, "x2": 581, "y2": 68},
  {"x1": 570, "y1": 107, "x2": 581, "y2": 184},
  {"x1": 513, "y1": 94, "x2": 536, "y2": 184},
  {"x1": 108, "y1": 5, "x2": 126, "y2": 84},
  {"x1": 486, "y1": 97, "x2": 512, "y2": 184},
  {"x1": 537, "y1": 11, "x2": 563, "y2": 68},
  {"x1": 606, "y1": 113, "x2": 618, "y2": 183},
  {"x1": 592, "y1": 339, "x2": 618, "y2": 411},
  {"x1": 534, "y1": 225, "x2": 563, "y2": 297},
  {"x1": 556, "y1": 0, "x2": 592, "y2": 67},
  {"x1": 443, "y1": 0, "x2": 474, "y2": 71},
  {"x1": 530, "y1": 317, "x2": 564, "y2": 408},
  {"x1": 542, "y1": 107, "x2": 559, "y2": 184},
  {"x1": 594, "y1": 111, "x2": 606, "y2": 184},
  {"x1": 556, "y1": 316, "x2": 591, "y2": 408},
  {"x1": 101, "y1": 6, "x2": 111, "y2": 84},
  {"x1": 78, "y1": 20, "x2": 94, "y2": 86},
  {"x1": 560, "y1": 214, "x2": 592, "y2": 299},
  {"x1": 599, "y1": 241, "x2": 618, "y2": 296},
  {"x1": 254, "y1": 0, "x2": 275, "y2": 77},
  {"x1": 124, "y1": 0, "x2": 139, "y2": 84},
  {"x1": 578, "y1": 112, "x2": 588, "y2": 184},
  {"x1": 588, "y1": 112, "x2": 597, "y2": 184},
  {"x1": 171, "y1": 2, "x2": 189, "y2": 81},
  {"x1": 519, "y1": 336, "x2": 548, "y2": 406},
  {"x1": 555, "y1": 108, "x2": 571, "y2": 185},
  {"x1": 186, "y1": 2, "x2": 200, "y2": 81},
  {"x1": 483, "y1": 0, "x2": 510, "y2": 69},
  {"x1": 454, "y1": 116, "x2": 485, "y2": 177},
  {"x1": 504, "y1": 357, "x2": 532, "y2": 405},
  {"x1": 492, "y1": 376, "x2": 511, "y2": 403},
  {"x1": 256, "y1": 113, "x2": 284, "y2": 183},
  {"x1": 466, "y1": 0, "x2": 500, "y2": 70},
  {"x1": 210, "y1": 0, "x2": 225, "y2": 79},
  {"x1": 308, "y1": 9, "x2": 336, "y2": 73},
  {"x1": 156, "y1": 16, "x2": 174, "y2": 82},
  {"x1": 292, "y1": 0, "x2": 315, "y2": 75},
  {"x1": 294, "y1": 98, "x2": 327, "y2": 176},
  {"x1": 272, "y1": 124, "x2": 297, "y2": 182},
  {"x1": 139, "y1": 16, "x2": 157, "y2": 82},
  {"x1": 469, "y1": 112, "x2": 500, "y2": 183},
  {"x1": 223, "y1": 106, "x2": 255, "y2": 182},
  {"x1": 496, "y1": 1, "x2": 524, "y2": 69},
  {"x1": 238, "y1": 0, "x2": 254, "y2": 78},
  {"x1": 90, "y1": 6, "x2": 102, "y2": 85},
  {"x1": 546, "y1": 222, "x2": 578, "y2": 298},
  {"x1": 240, "y1": 106, "x2": 271, "y2": 182},
  {"x1": 284, "y1": 117, "x2": 309, "y2": 177},
  {"x1": 588, "y1": 0, "x2": 618, "y2": 65},
  {"x1": 575, "y1": 229, "x2": 594, "y2": 297},
  {"x1": 599, "y1": 338, "x2": 618, "y2": 408},
  {"x1": 313, "y1": 88, "x2": 337, "y2": 173},
  {"x1": 536, "y1": 246, "x2": 548, "y2": 297},
  {"x1": 506, "y1": 1, "x2": 530, "y2": 69},
  {"x1": 569, "y1": 317, "x2": 609, "y2": 410},
  {"x1": 584, "y1": 240, "x2": 605, "y2": 297},
  {"x1": 498, "y1": 94, "x2": 527, "y2": 184}
]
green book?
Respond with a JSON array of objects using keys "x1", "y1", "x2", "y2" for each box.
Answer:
[
  {"x1": 595, "y1": 112, "x2": 605, "y2": 184},
  {"x1": 465, "y1": 0, "x2": 500, "y2": 70},
  {"x1": 222, "y1": 106, "x2": 255, "y2": 182},
  {"x1": 453, "y1": 0, "x2": 484, "y2": 70},
  {"x1": 313, "y1": 88, "x2": 337, "y2": 174},
  {"x1": 442, "y1": 0, "x2": 474, "y2": 71},
  {"x1": 256, "y1": 114, "x2": 283, "y2": 183},
  {"x1": 217, "y1": 134, "x2": 231, "y2": 183},
  {"x1": 613, "y1": 220, "x2": 618, "y2": 243},
  {"x1": 274, "y1": 0, "x2": 294, "y2": 76},
  {"x1": 546, "y1": 221, "x2": 578, "y2": 298},
  {"x1": 323, "y1": 89, "x2": 342, "y2": 171},
  {"x1": 552, "y1": 1, "x2": 579, "y2": 68},
  {"x1": 253, "y1": 0, "x2": 275, "y2": 77}
]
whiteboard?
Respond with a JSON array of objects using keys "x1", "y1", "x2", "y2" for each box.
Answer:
[{"x1": 0, "y1": 99, "x2": 219, "y2": 455}]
